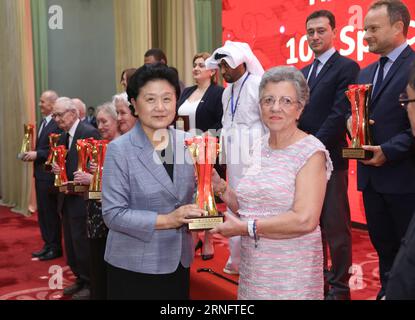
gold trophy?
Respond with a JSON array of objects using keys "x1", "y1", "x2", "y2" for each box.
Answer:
[
  {"x1": 342, "y1": 84, "x2": 374, "y2": 159},
  {"x1": 85, "y1": 140, "x2": 108, "y2": 200},
  {"x1": 53, "y1": 145, "x2": 68, "y2": 187},
  {"x1": 185, "y1": 135, "x2": 224, "y2": 230},
  {"x1": 60, "y1": 139, "x2": 92, "y2": 193},
  {"x1": 17, "y1": 124, "x2": 34, "y2": 159},
  {"x1": 44, "y1": 133, "x2": 61, "y2": 172}
]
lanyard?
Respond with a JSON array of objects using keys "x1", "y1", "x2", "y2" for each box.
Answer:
[{"x1": 230, "y1": 73, "x2": 250, "y2": 122}]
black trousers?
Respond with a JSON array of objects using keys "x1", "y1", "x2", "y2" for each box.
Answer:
[
  {"x1": 386, "y1": 211, "x2": 415, "y2": 299},
  {"x1": 363, "y1": 183, "x2": 415, "y2": 294},
  {"x1": 62, "y1": 204, "x2": 90, "y2": 283},
  {"x1": 89, "y1": 237, "x2": 107, "y2": 300},
  {"x1": 107, "y1": 263, "x2": 190, "y2": 300},
  {"x1": 320, "y1": 170, "x2": 352, "y2": 297},
  {"x1": 35, "y1": 180, "x2": 61, "y2": 250}
]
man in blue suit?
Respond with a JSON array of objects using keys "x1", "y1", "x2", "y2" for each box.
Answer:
[
  {"x1": 22, "y1": 90, "x2": 63, "y2": 261},
  {"x1": 299, "y1": 10, "x2": 360, "y2": 300},
  {"x1": 353, "y1": 0, "x2": 415, "y2": 300}
]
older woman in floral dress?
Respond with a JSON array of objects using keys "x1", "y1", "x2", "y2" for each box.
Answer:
[{"x1": 211, "y1": 66, "x2": 333, "y2": 300}]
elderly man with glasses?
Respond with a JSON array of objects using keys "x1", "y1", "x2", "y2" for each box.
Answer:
[{"x1": 52, "y1": 97, "x2": 100, "y2": 300}]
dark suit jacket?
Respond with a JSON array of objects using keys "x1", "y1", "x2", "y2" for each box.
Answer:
[
  {"x1": 386, "y1": 212, "x2": 415, "y2": 299},
  {"x1": 177, "y1": 83, "x2": 224, "y2": 132},
  {"x1": 83, "y1": 116, "x2": 97, "y2": 128},
  {"x1": 58, "y1": 121, "x2": 100, "y2": 217},
  {"x1": 356, "y1": 45, "x2": 415, "y2": 193},
  {"x1": 34, "y1": 118, "x2": 63, "y2": 182},
  {"x1": 299, "y1": 51, "x2": 360, "y2": 171}
]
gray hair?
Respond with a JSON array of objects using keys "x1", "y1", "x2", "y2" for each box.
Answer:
[
  {"x1": 259, "y1": 66, "x2": 310, "y2": 107},
  {"x1": 112, "y1": 92, "x2": 129, "y2": 107},
  {"x1": 43, "y1": 90, "x2": 59, "y2": 103},
  {"x1": 55, "y1": 97, "x2": 80, "y2": 117},
  {"x1": 72, "y1": 98, "x2": 86, "y2": 117},
  {"x1": 96, "y1": 102, "x2": 117, "y2": 121}
]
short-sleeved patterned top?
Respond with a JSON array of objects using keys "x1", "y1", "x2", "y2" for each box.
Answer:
[{"x1": 236, "y1": 134, "x2": 333, "y2": 300}]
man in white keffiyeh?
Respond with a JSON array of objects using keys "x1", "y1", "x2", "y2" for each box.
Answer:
[{"x1": 206, "y1": 41, "x2": 267, "y2": 275}]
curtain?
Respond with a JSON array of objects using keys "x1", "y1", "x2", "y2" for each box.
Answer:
[
  {"x1": 0, "y1": 0, "x2": 37, "y2": 216},
  {"x1": 194, "y1": 0, "x2": 222, "y2": 54},
  {"x1": 31, "y1": 0, "x2": 49, "y2": 124},
  {"x1": 113, "y1": 0, "x2": 152, "y2": 93},
  {"x1": 152, "y1": 0, "x2": 197, "y2": 87},
  {"x1": 195, "y1": 0, "x2": 213, "y2": 53},
  {"x1": 211, "y1": 0, "x2": 222, "y2": 49}
]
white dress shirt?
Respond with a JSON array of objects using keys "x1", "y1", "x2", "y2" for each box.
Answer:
[
  {"x1": 67, "y1": 119, "x2": 80, "y2": 149},
  {"x1": 221, "y1": 71, "x2": 267, "y2": 189},
  {"x1": 307, "y1": 47, "x2": 336, "y2": 81},
  {"x1": 372, "y1": 42, "x2": 408, "y2": 85},
  {"x1": 178, "y1": 99, "x2": 200, "y2": 131}
]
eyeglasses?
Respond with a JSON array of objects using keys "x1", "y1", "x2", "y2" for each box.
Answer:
[
  {"x1": 259, "y1": 95, "x2": 301, "y2": 109},
  {"x1": 52, "y1": 110, "x2": 69, "y2": 118},
  {"x1": 399, "y1": 93, "x2": 415, "y2": 110}
]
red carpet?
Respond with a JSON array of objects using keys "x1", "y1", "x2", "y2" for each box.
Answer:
[{"x1": 0, "y1": 205, "x2": 379, "y2": 300}]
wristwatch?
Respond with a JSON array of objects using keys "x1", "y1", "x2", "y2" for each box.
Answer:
[{"x1": 247, "y1": 220, "x2": 255, "y2": 238}]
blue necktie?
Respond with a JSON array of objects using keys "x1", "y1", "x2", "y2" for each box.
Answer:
[
  {"x1": 308, "y1": 59, "x2": 320, "y2": 88},
  {"x1": 372, "y1": 56, "x2": 389, "y2": 98}
]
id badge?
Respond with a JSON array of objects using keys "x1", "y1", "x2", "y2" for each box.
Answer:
[{"x1": 227, "y1": 122, "x2": 238, "y2": 144}]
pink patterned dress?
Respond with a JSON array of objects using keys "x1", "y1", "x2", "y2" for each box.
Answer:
[{"x1": 236, "y1": 134, "x2": 333, "y2": 300}]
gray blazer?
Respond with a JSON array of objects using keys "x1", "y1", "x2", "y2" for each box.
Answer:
[{"x1": 102, "y1": 123, "x2": 196, "y2": 274}]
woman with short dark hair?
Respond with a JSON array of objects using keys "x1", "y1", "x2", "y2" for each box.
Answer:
[{"x1": 102, "y1": 63, "x2": 205, "y2": 300}]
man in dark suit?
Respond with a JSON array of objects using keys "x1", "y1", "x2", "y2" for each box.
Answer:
[
  {"x1": 72, "y1": 98, "x2": 95, "y2": 129},
  {"x1": 52, "y1": 97, "x2": 100, "y2": 300},
  {"x1": 86, "y1": 106, "x2": 97, "y2": 128},
  {"x1": 385, "y1": 63, "x2": 415, "y2": 299},
  {"x1": 352, "y1": 0, "x2": 415, "y2": 300},
  {"x1": 144, "y1": 48, "x2": 185, "y2": 92},
  {"x1": 299, "y1": 10, "x2": 360, "y2": 300},
  {"x1": 22, "y1": 90, "x2": 63, "y2": 261}
]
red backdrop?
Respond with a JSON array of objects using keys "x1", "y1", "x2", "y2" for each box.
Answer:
[{"x1": 222, "y1": 0, "x2": 415, "y2": 224}]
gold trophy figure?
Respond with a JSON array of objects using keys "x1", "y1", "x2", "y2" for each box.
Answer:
[
  {"x1": 53, "y1": 146, "x2": 68, "y2": 187},
  {"x1": 185, "y1": 135, "x2": 224, "y2": 230},
  {"x1": 17, "y1": 124, "x2": 35, "y2": 159},
  {"x1": 69, "y1": 139, "x2": 92, "y2": 193},
  {"x1": 343, "y1": 84, "x2": 374, "y2": 159},
  {"x1": 85, "y1": 140, "x2": 108, "y2": 200},
  {"x1": 44, "y1": 133, "x2": 61, "y2": 172}
]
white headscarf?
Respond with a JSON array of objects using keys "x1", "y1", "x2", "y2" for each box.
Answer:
[{"x1": 205, "y1": 40, "x2": 264, "y2": 76}]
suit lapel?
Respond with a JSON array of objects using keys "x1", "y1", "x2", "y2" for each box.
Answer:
[
  {"x1": 172, "y1": 129, "x2": 187, "y2": 196},
  {"x1": 309, "y1": 52, "x2": 337, "y2": 91},
  {"x1": 302, "y1": 65, "x2": 311, "y2": 80},
  {"x1": 132, "y1": 124, "x2": 179, "y2": 200},
  {"x1": 38, "y1": 119, "x2": 54, "y2": 141},
  {"x1": 70, "y1": 122, "x2": 83, "y2": 153},
  {"x1": 371, "y1": 46, "x2": 412, "y2": 103}
]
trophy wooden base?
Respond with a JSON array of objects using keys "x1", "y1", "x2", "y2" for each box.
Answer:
[
  {"x1": 17, "y1": 153, "x2": 25, "y2": 160},
  {"x1": 59, "y1": 182, "x2": 89, "y2": 194},
  {"x1": 187, "y1": 214, "x2": 224, "y2": 231},
  {"x1": 84, "y1": 191, "x2": 101, "y2": 200},
  {"x1": 342, "y1": 148, "x2": 373, "y2": 160}
]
